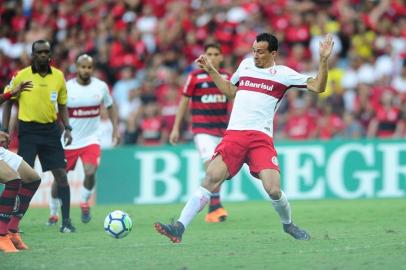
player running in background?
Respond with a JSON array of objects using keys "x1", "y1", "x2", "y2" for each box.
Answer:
[
  {"x1": 154, "y1": 33, "x2": 334, "y2": 242},
  {"x1": 169, "y1": 43, "x2": 231, "y2": 223},
  {"x1": 0, "y1": 81, "x2": 42, "y2": 252},
  {"x1": 48, "y1": 54, "x2": 120, "y2": 224}
]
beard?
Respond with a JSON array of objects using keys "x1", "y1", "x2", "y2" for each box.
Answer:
[{"x1": 79, "y1": 74, "x2": 91, "y2": 85}]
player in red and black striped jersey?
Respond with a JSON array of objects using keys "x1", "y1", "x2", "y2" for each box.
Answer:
[{"x1": 169, "y1": 43, "x2": 231, "y2": 223}]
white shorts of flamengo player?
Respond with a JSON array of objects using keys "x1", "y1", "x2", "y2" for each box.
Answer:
[
  {"x1": 193, "y1": 133, "x2": 222, "y2": 163},
  {"x1": 0, "y1": 147, "x2": 23, "y2": 171}
]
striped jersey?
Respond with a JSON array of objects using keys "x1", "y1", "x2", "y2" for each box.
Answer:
[
  {"x1": 64, "y1": 77, "x2": 113, "y2": 149},
  {"x1": 183, "y1": 69, "x2": 231, "y2": 137},
  {"x1": 229, "y1": 58, "x2": 311, "y2": 137}
]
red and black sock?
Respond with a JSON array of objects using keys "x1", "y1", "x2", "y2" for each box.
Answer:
[
  {"x1": 8, "y1": 179, "x2": 41, "y2": 233},
  {"x1": 208, "y1": 187, "x2": 223, "y2": 213},
  {"x1": 0, "y1": 179, "x2": 21, "y2": 236}
]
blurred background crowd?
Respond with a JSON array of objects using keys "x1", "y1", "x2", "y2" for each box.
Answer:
[{"x1": 0, "y1": 0, "x2": 405, "y2": 148}]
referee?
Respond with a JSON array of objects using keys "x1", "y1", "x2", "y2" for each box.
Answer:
[{"x1": 2, "y1": 40, "x2": 76, "y2": 233}]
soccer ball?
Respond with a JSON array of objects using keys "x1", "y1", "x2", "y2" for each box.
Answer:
[{"x1": 104, "y1": 210, "x2": 132, "y2": 239}]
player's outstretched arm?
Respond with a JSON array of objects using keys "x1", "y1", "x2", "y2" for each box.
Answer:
[
  {"x1": 1, "y1": 100, "x2": 12, "y2": 133},
  {"x1": 195, "y1": 55, "x2": 237, "y2": 99},
  {"x1": 0, "y1": 81, "x2": 33, "y2": 105},
  {"x1": 1, "y1": 81, "x2": 33, "y2": 132},
  {"x1": 307, "y1": 34, "x2": 334, "y2": 93}
]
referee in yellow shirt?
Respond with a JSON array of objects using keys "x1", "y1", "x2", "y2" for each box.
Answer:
[{"x1": 2, "y1": 40, "x2": 76, "y2": 233}]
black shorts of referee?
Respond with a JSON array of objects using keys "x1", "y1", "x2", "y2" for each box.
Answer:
[{"x1": 18, "y1": 121, "x2": 66, "y2": 171}]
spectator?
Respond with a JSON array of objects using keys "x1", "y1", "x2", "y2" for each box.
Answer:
[
  {"x1": 283, "y1": 99, "x2": 317, "y2": 140},
  {"x1": 137, "y1": 100, "x2": 167, "y2": 146},
  {"x1": 367, "y1": 90, "x2": 400, "y2": 138},
  {"x1": 112, "y1": 67, "x2": 142, "y2": 122},
  {"x1": 339, "y1": 111, "x2": 364, "y2": 139},
  {"x1": 392, "y1": 60, "x2": 406, "y2": 96}
]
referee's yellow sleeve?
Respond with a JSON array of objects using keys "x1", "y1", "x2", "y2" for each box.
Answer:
[{"x1": 56, "y1": 70, "x2": 67, "y2": 105}]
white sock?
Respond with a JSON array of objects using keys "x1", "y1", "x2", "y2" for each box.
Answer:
[
  {"x1": 49, "y1": 197, "x2": 60, "y2": 216},
  {"x1": 271, "y1": 191, "x2": 292, "y2": 224},
  {"x1": 178, "y1": 186, "x2": 211, "y2": 228},
  {"x1": 81, "y1": 186, "x2": 93, "y2": 203}
]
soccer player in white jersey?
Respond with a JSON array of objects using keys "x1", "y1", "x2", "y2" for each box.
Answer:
[
  {"x1": 154, "y1": 33, "x2": 334, "y2": 242},
  {"x1": 47, "y1": 54, "x2": 120, "y2": 225},
  {"x1": 170, "y1": 43, "x2": 231, "y2": 223}
]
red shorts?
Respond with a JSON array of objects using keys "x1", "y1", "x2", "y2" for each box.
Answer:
[
  {"x1": 213, "y1": 130, "x2": 280, "y2": 179},
  {"x1": 65, "y1": 144, "x2": 101, "y2": 171}
]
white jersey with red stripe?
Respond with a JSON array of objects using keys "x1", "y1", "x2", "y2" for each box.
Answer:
[
  {"x1": 229, "y1": 58, "x2": 311, "y2": 137},
  {"x1": 64, "y1": 77, "x2": 113, "y2": 149}
]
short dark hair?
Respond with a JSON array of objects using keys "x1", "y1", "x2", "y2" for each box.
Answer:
[
  {"x1": 204, "y1": 43, "x2": 222, "y2": 53},
  {"x1": 32, "y1": 40, "x2": 50, "y2": 53},
  {"x1": 256, "y1": 33, "x2": 278, "y2": 52}
]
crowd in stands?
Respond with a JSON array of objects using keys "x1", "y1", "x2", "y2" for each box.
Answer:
[{"x1": 1, "y1": 0, "x2": 405, "y2": 148}]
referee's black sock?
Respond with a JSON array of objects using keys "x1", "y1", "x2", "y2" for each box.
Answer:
[{"x1": 57, "y1": 185, "x2": 71, "y2": 222}]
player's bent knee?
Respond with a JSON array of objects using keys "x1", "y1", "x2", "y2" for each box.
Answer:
[
  {"x1": 0, "y1": 161, "x2": 19, "y2": 181},
  {"x1": 205, "y1": 171, "x2": 222, "y2": 184},
  {"x1": 22, "y1": 173, "x2": 41, "y2": 183},
  {"x1": 56, "y1": 179, "x2": 69, "y2": 187},
  {"x1": 84, "y1": 165, "x2": 97, "y2": 176},
  {"x1": 267, "y1": 189, "x2": 282, "y2": 200},
  {"x1": 85, "y1": 172, "x2": 96, "y2": 179},
  {"x1": 51, "y1": 168, "x2": 68, "y2": 185},
  {"x1": 202, "y1": 174, "x2": 222, "y2": 192},
  {"x1": 0, "y1": 172, "x2": 19, "y2": 183},
  {"x1": 17, "y1": 161, "x2": 40, "y2": 183}
]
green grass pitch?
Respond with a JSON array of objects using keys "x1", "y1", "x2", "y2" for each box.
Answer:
[{"x1": 1, "y1": 199, "x2": 405, "y2": 270}]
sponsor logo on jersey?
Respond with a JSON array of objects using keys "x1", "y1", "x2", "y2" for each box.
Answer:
[
  {"x1": 68, "y1": 105, "x2": 100, "y2": 118},
  {"x1": 201, "y1": 94, "x2": 227, "y2": 103},
  {"x1": 239, "y1": 79, "x2": 274, "y2": 91}
]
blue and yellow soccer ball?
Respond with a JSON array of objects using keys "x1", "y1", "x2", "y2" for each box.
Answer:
[{"x1": 104, "y1": 210, "x2": 132, "y2": 239}]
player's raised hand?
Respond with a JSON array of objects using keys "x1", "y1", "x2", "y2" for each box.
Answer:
[
  {"x1": 319, "y1": 34, "x2": 334, "y2": 61},
  {"x1": 195, "y1": 55, "x2": 214, "y2": 73},
  {"x1": 11, "y1": 81, "x2": 33, "y2": 97},
  {"x1": 169, "y1": 129, "x2": 179, "y2": 145}
]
